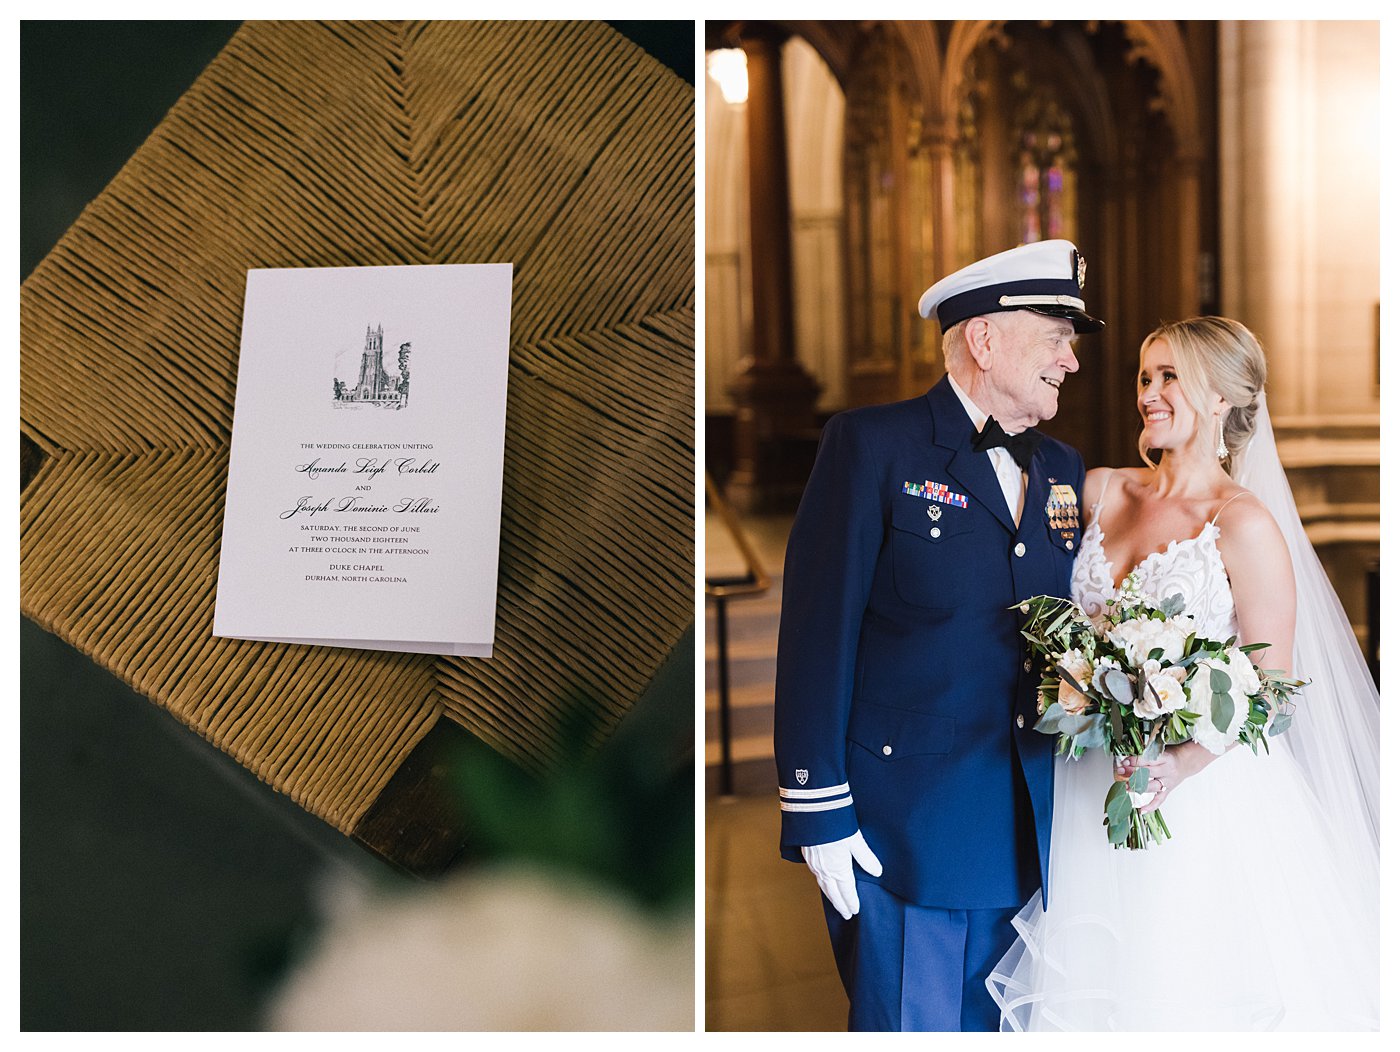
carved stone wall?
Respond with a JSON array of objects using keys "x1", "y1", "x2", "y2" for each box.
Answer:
[{"x1": 1219, "y1": 20, "x2": 1379, "y2": 644}]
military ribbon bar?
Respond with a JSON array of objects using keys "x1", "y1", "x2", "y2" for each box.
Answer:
[{"x1": 903, "y1": 480, "x2": 968, "y2": 508}]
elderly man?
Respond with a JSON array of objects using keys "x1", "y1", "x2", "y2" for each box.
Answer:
[{"x1": 773, "y1": 240, "x2": 1103, "y2": 1031}]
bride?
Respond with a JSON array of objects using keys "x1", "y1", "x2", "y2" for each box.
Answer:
[{"x1": 988, "y1": 317, "x2": 1379, "y2": 1030}]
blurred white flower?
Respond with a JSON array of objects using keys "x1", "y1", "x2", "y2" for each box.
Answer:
[{"x1": 266, "y1": 867, "x2": 693, "y2": 1031}]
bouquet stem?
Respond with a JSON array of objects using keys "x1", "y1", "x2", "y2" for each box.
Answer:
[
  {"x1": 1125, "y1": 806, "x2": 1172, "y2": 850},
  {"x1": 1104, "y1": 759, "x2": 1174, "y2": 850}
]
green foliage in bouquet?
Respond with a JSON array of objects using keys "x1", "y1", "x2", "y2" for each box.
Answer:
[
  {"x1": 1016, "y1": 573, "x2": 1305, "y2": 850},
  {"x1": 445, "y1": 637, "x2": 694, "y2": 913}
]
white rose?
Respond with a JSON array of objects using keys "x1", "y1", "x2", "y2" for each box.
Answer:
[
  {"x1": 1223, "y1": 647, "x2": 1263, "y2": 697},
  {"x1": 1134, "y1": 666, "x2": 1189, "y2": 719},
  {"x1": 1057, "y1": 648, "x2": 1094, "y2": 715},
  {"x1": 1185, "y1": 659, "x2": 1247, "y2": 754},
  {"x1": 1108, "y1": 614, "x2": 1192, "y2": 667}
]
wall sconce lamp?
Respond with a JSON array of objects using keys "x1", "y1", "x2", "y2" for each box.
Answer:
[{"x1": 707, "y1": 48, "x2": 748, "y2": 105}]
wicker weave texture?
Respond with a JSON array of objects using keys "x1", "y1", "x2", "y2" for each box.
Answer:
[{"x1": 21, "y1": 20, "x2": 694, "y2": 832}]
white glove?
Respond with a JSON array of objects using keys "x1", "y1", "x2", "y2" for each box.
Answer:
[{"x1": 801, "y1": 830, "x2": 884, "y2": 921}]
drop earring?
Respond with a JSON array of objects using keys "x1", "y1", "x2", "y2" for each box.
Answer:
[{"x1": 1215, "y1": 415, "x2": 1228, "y2": 460}]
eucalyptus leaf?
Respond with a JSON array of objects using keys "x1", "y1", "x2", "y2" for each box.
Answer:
[
  {"x1": 1092, "y1": 665, "x2": 1116, "y2": 695},
  {"x1": 1105, "y1": 781, "x2": 1133, "y2": 845},
  {"x1": 1210, "y1": 667, "x2": 1232, "y2": 694},
  {"x1": 1071, "y1": 717, "x2": 1108, "y2": 750},
  {"x1": 1128, "y1": 766, "x2": 1149, "y2": 792},
  {"x1": 1059, "y1": 713, "x2": 1099, "y2": 737},
  {"x1": 1141, "y1": 737, "x2": 1165, "y2": 761},
  {"x1": 1211, "y1": 690, "x2": 1235, "y2": 732},
  {"x1": 1034, "y1": 703, "x2": 1066, "y2": 734},
  {"x1": 1268, "y1": 712, "x2": 1294, "y2": 736},
  {"x1": 1055, "y1": 664, "x2": 1087, "y2": 694},
  {"x1": 1104, "y1": 669, "x2": 1135, "y2": 706},
  {"x1": 1107, "y1": 816, "x2": 1130, "y2": 846}
]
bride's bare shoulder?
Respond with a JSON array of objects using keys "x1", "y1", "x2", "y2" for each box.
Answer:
[
  {"x1": 1082, "y1": 466, "x2": 1114, "y2": 496},
  {"x1": 1213, "y1": 487, "x2": 1290, "y2": 576},
  {"x1": 1213, "y1": 487, "x2": 1281, "y2": 542},
  {"x1": 1086, "y1": 466, "x2": 1153, "y2": 497}
]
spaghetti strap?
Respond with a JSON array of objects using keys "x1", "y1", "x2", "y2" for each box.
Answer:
[{"x1": 1210, "y1": 490, "x2": 1250, "y2": 525}]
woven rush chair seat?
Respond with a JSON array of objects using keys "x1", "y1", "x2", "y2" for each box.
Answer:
[{"x1": 20, "y1": 21, "x2": 694, "y2": 867}]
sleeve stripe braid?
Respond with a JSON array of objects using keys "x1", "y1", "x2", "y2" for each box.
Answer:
[
  {"x1": 777, "y1": 781, "x2": 851, "y2": 800},
  {"x1": 779, "y1": 795, "x2": 853, "y2": 813}
]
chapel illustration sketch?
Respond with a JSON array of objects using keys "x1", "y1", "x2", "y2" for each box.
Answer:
[{"x1": 333, "y1": 324, "x2": 411, "y2": 409}]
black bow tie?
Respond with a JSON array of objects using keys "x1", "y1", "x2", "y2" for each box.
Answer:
[{"x1": 971, "y1": 417, "x2": 1042, "y2": 472}]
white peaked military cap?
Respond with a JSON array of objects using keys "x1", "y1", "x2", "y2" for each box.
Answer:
[{"x1": 918, "y1": 239, "x2": 1104, "y2": 334}]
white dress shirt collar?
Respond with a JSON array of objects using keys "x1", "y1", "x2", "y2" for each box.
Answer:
[{"x1": 947, "y1": 374, "x2": 989, "y2": 432}]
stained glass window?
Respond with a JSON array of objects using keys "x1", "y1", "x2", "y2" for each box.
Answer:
[{"x1": 1014, "y1": 91, "x2": 1077, "y2": 244}]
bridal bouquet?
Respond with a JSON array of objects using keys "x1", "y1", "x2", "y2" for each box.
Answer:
[{"x1": 1017, "y1": 573, "x2": 1304, "y2": 849}]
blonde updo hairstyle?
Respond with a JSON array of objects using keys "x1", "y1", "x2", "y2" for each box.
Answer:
[{"x1": 1138, "y1": 316, "x2": 1266, "y2": 472}]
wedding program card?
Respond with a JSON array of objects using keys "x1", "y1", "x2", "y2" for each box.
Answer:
[{"x1": 213, "y1": 264, "x2": 513, "y2": 657}]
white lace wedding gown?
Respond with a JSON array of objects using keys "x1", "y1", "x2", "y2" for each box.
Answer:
[{"x1": 987, "y1": 513, "x2": 1380, "y2": 1031}]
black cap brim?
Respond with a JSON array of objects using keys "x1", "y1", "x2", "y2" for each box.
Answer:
[{"x1": 1025, "y1": 305, "x2": 1105, "y2": 334}]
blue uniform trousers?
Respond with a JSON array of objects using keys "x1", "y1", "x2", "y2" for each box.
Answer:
[{"x1": 823, "y1": 882, "x2": 1020, "y2": 1032}]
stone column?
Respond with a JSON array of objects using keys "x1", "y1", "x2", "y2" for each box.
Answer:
[{"x1": 726, "y1": 26, "x2": 820, "y2": 513}]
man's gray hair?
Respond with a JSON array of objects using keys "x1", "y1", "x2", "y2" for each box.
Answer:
[{"x1": 942, "y1": 319, "x2": 970, "y2": 372}]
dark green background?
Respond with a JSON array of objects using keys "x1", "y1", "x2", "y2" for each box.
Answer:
[{"x1": 21, "y1": 20, "x2": 695, "y2": 1031}]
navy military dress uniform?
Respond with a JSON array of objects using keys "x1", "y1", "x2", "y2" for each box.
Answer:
[{"x1": 772, "y1": 238, "x2": 1101, "y2": 1032}]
